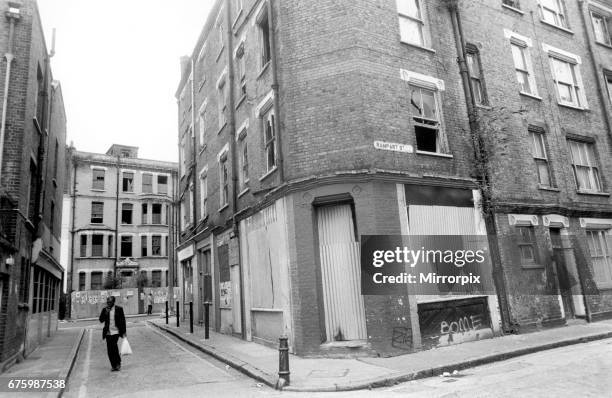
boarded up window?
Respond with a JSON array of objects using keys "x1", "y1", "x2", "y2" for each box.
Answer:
[
  {"x1": 91, "y1": 272, "x2": 103, "y2": 290},
  {"x1": 142, "y1": 173, "x2": 153, "y2": 193},
  {"x1": 218, "y1": 244, "x2": 230, "y2": 282}
]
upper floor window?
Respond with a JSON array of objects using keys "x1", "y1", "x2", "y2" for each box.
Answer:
[
  {"x1": 152, "y1": 235, "x2": 162, "y2": 256},
  {"x1": 53, "y1": 139, "x2": 59, "y2": 179},
  {"x1": 509, "y1": 40, "x2": 538, "y2": 96},
  {"x1": 410, "y1": 85, "x2": 443, "y2": 153},
  {"x1": 466, "y1": 45, "x2": 487, "y2": 106},
  {"x1": 122, "y1": 172, "x2": 134, "y2": 192},
  {"x1": 120, "y1": 235, "x2": 133, "y2": 258},
  {"x1": 141, "y1": 235, "x2": 148, "y2": 257},
  {"x1": 568, "y1": 140, "x2": 602, "y2": 193},
  {"x1": 218, "y1": 78, "x2": 227, "y2": 128},
  {"x1": 257, "y1": 9, "x2": 272, "y2": 68},
  {"x1": 502, "y1": 0, "x2": 521, "y2": 10},
  {"x1": 528, "y1": 128, "x2": 552, "y2": 187},
  {"x1": 92, "y1": 168, "x2": 105, "y2": 190},
  {"x1": 591, "y1": 11, "x2": 612, "y2": 46},
  {"x1": 142, "y1": 203, "x2": 148, "y2": 224},
  {"x1": 152, "y1": 203, "x2": 162, "y2": 224},
  {"x1": 397, "y1": 0, "x2": 427, "y2": 47},
  {"x1": 236, "y1": 45, "x2": 247, "y2": 99},
  {"x1": 200, "y1": 170, "x2": 208, "y2": 220},
  {"x1": 158, "y1": 175, "x2": 168, "y2": 195},
  {"x1": 142, "y1": 173, "x2": 153, "y2": 193},
  {"x1": 233, "y1": 0, "x2": 243, "y2": 19},
  {"x1": 263, "y1": 109, "x2": 277, "y2": 172},
  {"x1": 238, "y1": 126, "x2": 249, "y2": 190},
  {"x1": 80, "y1": 235, "x2": 87, "y2": 257},
  {"x1": 548, "y1": 54, "x2": 585, "y2": 108},
  {"x1": 538, "y1": 0, "x2": 567, "y2": 28},
  {"x1": 91, "y1": 201, "x2": 104, "y2": 224},
  {"x1": 121, "y1": 203, "x2": 133, "y2": 224},
  {"x1": 219, "y1": 151, "x2": 229, "y2": 207},
  {"x1": 198, "y1": 101, "x2": 207, "y2": 148}
]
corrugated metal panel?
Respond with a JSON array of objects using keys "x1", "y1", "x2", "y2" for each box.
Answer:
[
  {"x1": 317, "y1": 205, "x2": 367, "y2": 341},
  {"x1": 408, "y1": 205, "x2": 477, "y2": 235}
]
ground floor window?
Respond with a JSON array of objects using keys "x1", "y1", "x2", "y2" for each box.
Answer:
[{"x1": 586, "y1": 229, "x2": 612, "y2": 287}]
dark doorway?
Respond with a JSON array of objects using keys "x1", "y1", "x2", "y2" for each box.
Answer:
[{"x1": 550, "y1": 228, "x2": 574, "y2": 319}]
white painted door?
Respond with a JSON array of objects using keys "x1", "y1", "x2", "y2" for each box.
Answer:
[{"x1": 317, "y1": 204, "x2": 367, "y2": 342}]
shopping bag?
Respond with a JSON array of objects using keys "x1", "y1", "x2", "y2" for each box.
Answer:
[{"x1": 120, "y1": 337, "x2": 132, "y2": 355}]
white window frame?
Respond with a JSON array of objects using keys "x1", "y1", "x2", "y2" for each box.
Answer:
[
  {"x1": 263, "y1": 109, "x2": 277, "y2": 172},
  {"x1": 217, "y1": 70, "x2": 228, "y2": 128},
  {"x1": 504, "y1": 30, "x2": 538, "y2": 97},
  {"x1": 591, "y1": 11, "x2": 611, "y2": 45},
  {"x1": 538, "y1": 0, "x2": 568, "y2": 28},
  {"x1": 396, "y1": 0, "x2": 430, "y2": 48},
  {"x1": 236, "y1": 120, "x2": 249, "y2": 190},
  {"x1": 605, "y1": 71, "x2": 612, "y2": 105},
  {"x1": 543, "y1": 44, "x2": 587, "y2": 109},
  {"x1": 218, "y1": 145, "x2": 230, "y2": 207},
  {"x1": 567, "y1": 139, "x2": 602, "y2": 193},
  {"x1": 256, "y1": 7, "x2": 272, "y2": 69}
]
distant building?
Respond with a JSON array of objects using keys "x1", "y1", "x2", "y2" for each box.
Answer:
[
  {"x1": 64, "y1": 145, "x2": 178, "y2": 303},
  {"x1": 0, "y1": 0, "x2": 67, "y2": 369}
]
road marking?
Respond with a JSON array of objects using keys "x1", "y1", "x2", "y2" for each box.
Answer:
[
  {"x1": 147, "y1": 325, "x2": 234, "y2": 379},
  {"x1": 77, "y1": 329, "x2": 93, "y2": 398}
]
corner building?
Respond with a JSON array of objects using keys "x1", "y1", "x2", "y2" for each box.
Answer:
[{"x1": 176, "y1": 0, "x2": 612, "y2": 356}]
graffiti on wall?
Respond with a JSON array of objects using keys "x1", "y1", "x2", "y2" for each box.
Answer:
[{"x1": 418, "y1": 298, "x2": 493, "y2": 349}]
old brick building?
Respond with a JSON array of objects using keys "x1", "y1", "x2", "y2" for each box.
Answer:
[
  {"x1": 64, "y1": 145, "x2": 178, "y2": 303},
  {"x1": 176, "y1": 0, "x2": 612, "y2": 356},
  {"x1": 0, "y1": 0, "x2": 67, "y2": 370}
]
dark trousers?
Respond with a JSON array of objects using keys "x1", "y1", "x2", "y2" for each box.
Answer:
[
  {"x1": 147, "y1": 305, "x2": 152, "y2": 315},
  {"x1": 105, "y1": 334, "x2": 121, "y2": 369}
]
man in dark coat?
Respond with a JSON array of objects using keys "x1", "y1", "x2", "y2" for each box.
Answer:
[{"x1": 99, "y1": 296, "x2": 126, "y2": 371}]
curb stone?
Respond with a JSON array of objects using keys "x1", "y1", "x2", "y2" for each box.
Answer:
[
  {"x1": 150, "y1": 320, "x2": 612, "y2": 392},
  {"x1": 54, "y1": 328, "x2": 85, "y2": 398}
]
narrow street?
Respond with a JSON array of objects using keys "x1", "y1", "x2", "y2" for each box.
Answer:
[
  {"x1": 64, "y1": 319, "x2": 276, "y2": 398},
  {"x1": 63, "y1": 317, "x2": 612, "y2": 398}
]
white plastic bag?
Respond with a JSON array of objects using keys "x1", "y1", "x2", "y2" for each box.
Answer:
[{"x1": 120, "y1": 337, "x2": 132, "y2": 355}]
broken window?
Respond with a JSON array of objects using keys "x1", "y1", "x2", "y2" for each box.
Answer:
[
  {"x1": 92, "y1": 168, "x2": 105, "y2": 190},
  {"x1": 121, "y1": 203, "x2": 133, "y2": 224},
  {"x1": 152, "y1": 235, "x2": 162, "y2": 256},
  {"x1": 122, "y1": 172, "x2": 134, "y2": 192},
  {"x1": 410, "y1": 85, "x2": 441, "y2": 153}
]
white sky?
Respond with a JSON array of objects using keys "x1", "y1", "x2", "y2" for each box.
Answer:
[{"x1": 37, "y1": 0, "x2": 215, "y2": 162}]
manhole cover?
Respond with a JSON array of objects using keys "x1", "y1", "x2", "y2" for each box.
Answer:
[{"x1": 308, "y1": 369, "x2": 349, "y2": 378}]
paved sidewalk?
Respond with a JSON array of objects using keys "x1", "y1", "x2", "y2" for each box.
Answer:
[
  {"x1": 2, "y1": 328, "x2": 85, "y2": 397},
  {"x1": 149, "y1": 318, "x2": 612, "y2": 392}
]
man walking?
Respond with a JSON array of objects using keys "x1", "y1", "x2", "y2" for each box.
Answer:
[
  {"x1": 99, "y1": 296, "x2": 126, "y2": 371},
  {"x1": 146, "y1": 293, "x2": 153, "y2": 315}
]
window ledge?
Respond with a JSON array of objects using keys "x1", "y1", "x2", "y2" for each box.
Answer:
[
  {"x1": 238, "y1": 187, "x2": 250, "y2": 198},
  {"x1": 520, "y1": 91, "x2": 542, "y2": 101},
  {"x1": 122, "y1": 191, "x2": 135, "y2": 194},
  {"x1": 538, "y1": 185, "x2": 560, "y2": 192},
  {"x1": 91, "y1": 189, "x2": 106, "y2": 192},
  {"x1": 595, "y1": 41, "x2": 612, "y2": 50},
  {"x1": 540, "y1": 20, "x2": 574, "y2": 35},
  {"x1": 521, "y1": 263, "x2": 545, "y2": 270},
  {"x1": 199, "y1": 146, "x2": 206, "y2": 155},
  {"x1": 232, "y1": 9, "x2": 243, "y2": 29},
  {"x1": 217, "y1": 123, "x2": 227, "y2": 135},
  {"x1": 218, "y1": 203, "x2": 229, "y2": 213},
  {"x1": 235, "y1": 94, "x2": 247, "y2": 109},
  {"x1": 257, "y1": 62, "x2": 271, "y2": 80},
  {"x1": 502, "y1": 4, "x2": 524, "y2": 15},
  {"x1": 198, "y1": 80, "x2": 205, "y2": 92},
  {"x1": 259, "y1": 166, "x2": 278, "y2": 182},
  {"x1": 216, "y1": 46, "x2": 225, "y2": 63},
  {"x1": 415, "y1": 150, "x2": 453, "y2": 159},
  {"x1": 576, "y1": 190, "x2": 610, "y2": 197},
  {"x1": 400, "y1": 41, "x2": 436, "y2": 54},
  {"x1": 558, "y1": 102, "x2": 588, "y2": 111}
]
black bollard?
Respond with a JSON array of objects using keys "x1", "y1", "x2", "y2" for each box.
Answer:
[
  {"x1": 165, "y1": 301, "x2": 168, "y2": 324},
  {"x1": 278, "y1": 335, "x2": 290, "y2": 386},
  {"x1": 176, "y1": 301, "x2": 180, "y2": 327},
  {"x1": 189, "y1": 302, "x2": 194, "y2": 334},
  {"x1": 204, "y1": 302, "x2": 210, "y2": 339}
]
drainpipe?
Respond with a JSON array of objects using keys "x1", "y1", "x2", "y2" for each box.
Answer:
[
  {"x1": 0, "y1": 5, "x2": 20, "y2": 185},
  {"x1": 446, "y1": 0, "x2": 512, "y2": 332},
  {"x1": 267, "y1": 0, "x2": 284, "y2": 182},
  {"x1": 574, "y1": 0, "x2": 606, "y2": 322},
  {"x1": 225, "y1": 0, "x2": 246, "y2": 338},
  {"x1": 114, "y1": 156, "x2": 120, "y2": 276},
  {"x1": 68, "y1": 153, "x2": 76, "y2": 305}
]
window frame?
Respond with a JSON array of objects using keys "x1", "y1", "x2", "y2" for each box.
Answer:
[
  {"x1": 257, "y1": 8, "x2": 272, "y2": 69},
  {"x1": 200, "y1": 167, "x2": 208, "y2": 220},
  {"x1": 91, "y1": 234, "x2": 104, "y2": 257},
  {"x1": 219, "y1": 153, "x2": 229, "y2": 207},
  {"x1": 121, "y1": 203, "x2": 134, "y2": 225},
  {"x1": 528, "y1": 128, "x2": 553, "y2": 188},
  {"x1": 152, "y1": 235, "x2": 162, "y2": 256},
  {"x1": 544, "y1": 44, "x2": 587, "y2": 109},
  {"x1": 409, "y1": 84, "x2": 444, "y2": 154},
  {"x1": 122, "y1": 171, "x2": 134, "y2": 193},
  {"x1": 198, "y1": 100, "x2": 207, "y2": 148},
  {"x1": 567, "y1": 139, "x2": 603, "y2": 193},
  {"x1": 506, "y1": 33, "x2": 538, "y2": 97},
  {"x1": 92, "y1": 168, "x2": 105, "y2": 190},
  {"x1": 591, "y1": 11, "x2": 612, "y2": 46},
  {"x1": 142, "y1": 173, "x2": 153, "y2": 193},
  {"x1": 465, "y1": 44, "x2": 488, "y2": 106},
  {"x1": 516, "y1": 226, "x2": 539, "y2": 265},
  {"x1": 91, "y1": 201, "x2": 104, "y2": 224},
  {"x1": 586, "y1": 229, "x2": 612, "y2": 288},
  {"x1": 120, "y1": 235, "x2": 133, "y2": 258},
  {"x1": 538, "y1": 0, "x2": 568, "y2": 29},
  {"x1": 263, "y1": 109, "x2": 277, "y2": 172},
  {"x1": 396, "y1": 0, "x2": 428, "y2": 48}
]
